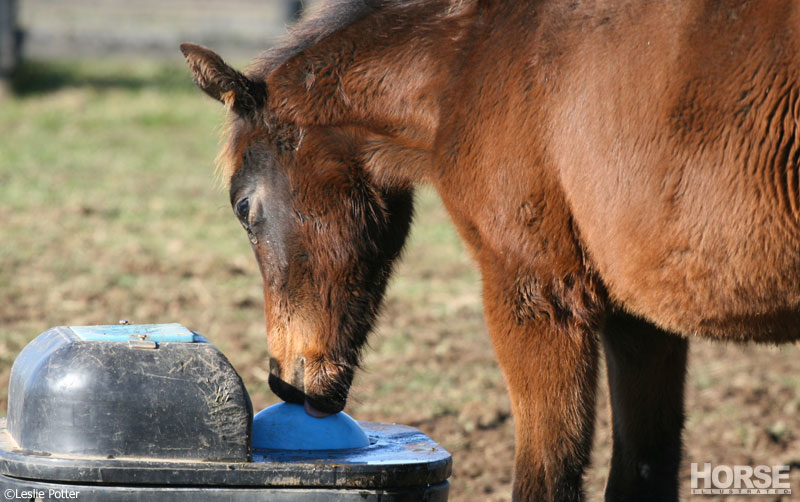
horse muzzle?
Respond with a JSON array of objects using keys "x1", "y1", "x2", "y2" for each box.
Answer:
[{"x1": 268, "y1": 357, "x2": 347, "y2": 416}]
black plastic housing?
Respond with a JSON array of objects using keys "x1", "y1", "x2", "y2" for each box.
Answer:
[{"x1": 6, "y1": 325, "x2": 252, "y2": 462}]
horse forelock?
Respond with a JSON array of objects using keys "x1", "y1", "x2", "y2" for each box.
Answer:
[
  {"x1": 216, "y1": 116, "x2": 253, "y2": 185},
  {"x1": 217, "y1": 114, "x2": 307, "y2": 186}
]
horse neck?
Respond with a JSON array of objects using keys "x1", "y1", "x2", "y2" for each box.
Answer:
[{"x1": 259, "y1": 1, "x2": 480, "y2": 159}]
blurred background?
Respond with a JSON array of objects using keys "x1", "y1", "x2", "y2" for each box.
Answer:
[{"x1": 0, "y1": 1, "x2": 797, "y2": 500}]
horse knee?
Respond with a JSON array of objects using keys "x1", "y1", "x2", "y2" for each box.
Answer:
[{"x1": 483, "y1": 271, "x2": 605, "y2": 502}]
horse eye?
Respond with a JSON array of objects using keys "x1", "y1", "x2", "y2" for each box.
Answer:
[{"x1": 235, "y1": 198, "x2": 250, "y2": 224}]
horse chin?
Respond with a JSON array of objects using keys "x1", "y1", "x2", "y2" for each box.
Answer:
[
  {"x1": 304, "y1": 394, "x2": 346, "y2": 417},
  {"x1": 303, "y1": 399, "x2": 333, "y2": 418}
]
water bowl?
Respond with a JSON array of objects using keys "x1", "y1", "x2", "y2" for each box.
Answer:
[{"x1": 253, "y1": 402, "x2": 370, "y2": 450}]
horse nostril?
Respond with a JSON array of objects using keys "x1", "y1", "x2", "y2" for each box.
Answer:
[{"x1": 291, "y1": 357, "x2": 305, "y2": 393}]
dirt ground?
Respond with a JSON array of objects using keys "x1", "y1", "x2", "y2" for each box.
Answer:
[{"x1": 2, "y1": 2, "x2": 799, "y2": 500}]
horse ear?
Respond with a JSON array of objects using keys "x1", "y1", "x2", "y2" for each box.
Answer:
[{"x1": 180, "y1": 43, "x2": 266, "y2": 117}]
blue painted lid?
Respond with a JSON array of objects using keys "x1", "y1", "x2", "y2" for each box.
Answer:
[{"x1": 69, "y1": 323, "x2": 198, "y2": 343}]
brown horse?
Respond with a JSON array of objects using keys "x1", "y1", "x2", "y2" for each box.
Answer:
[{"x1": 181, "y1": 0, "x2": 800, "y2": 500}]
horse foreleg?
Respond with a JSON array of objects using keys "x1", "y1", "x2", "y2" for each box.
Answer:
[
  {"x1": 482, "y1": 268, "x2": 603, "y2": 502},
  {"x1": 601, "y1": 311, "x2": 688, "y2": 502}
]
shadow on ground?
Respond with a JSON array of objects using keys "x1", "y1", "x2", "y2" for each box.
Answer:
[{"x1": 10, "y1": 60, "x2": 191, "y2": 95}]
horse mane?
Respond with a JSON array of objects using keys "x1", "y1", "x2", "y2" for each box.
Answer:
[
  {"x1": 249, "y1": 0, "x2": 452, "y2": 78},
  {"x1": 250, "y1": 0, "x2": 376, "y2": 78},
  {"x1": 217, "y1": 0, "x2": 464, "y2": 183},
  {"x1": 217, "y1": 0, "x2": 378, "y2": 184}
]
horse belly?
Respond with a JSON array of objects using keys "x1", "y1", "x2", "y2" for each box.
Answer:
[
  {"x1": 547, "y1": 2, "x2": 800, "y2": 342},
  {"x1": 561, "y1": 153, "x2": 800, "y2": 342},
  {"x1": 553, "y1": 102, "x2": 800, "y2": 342}
]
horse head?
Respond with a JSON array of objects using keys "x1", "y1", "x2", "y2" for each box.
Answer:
[{"x1": 182, "y1": 43, "x2": 414, "y2": 417}]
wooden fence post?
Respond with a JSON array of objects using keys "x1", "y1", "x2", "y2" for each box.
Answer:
[
  {"x1": 286, "y1": 0, "x2": 303, "y2": 23},
  {"x1": 0, "y1": 0, "x2": 20, "y2": 90}
]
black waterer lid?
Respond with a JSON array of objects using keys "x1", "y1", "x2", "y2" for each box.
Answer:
[{"x1": 6, "y1": 324, "x2": 253, "y2": 462}]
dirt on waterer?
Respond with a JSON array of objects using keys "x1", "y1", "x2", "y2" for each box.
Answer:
[{"x1": 0, "y1": 324, "x2": 451, "y2": 501}]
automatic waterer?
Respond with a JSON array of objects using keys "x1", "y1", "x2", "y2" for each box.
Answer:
[{"x1": 0, "y1": 324, "x2": 451, "y2": 501}]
